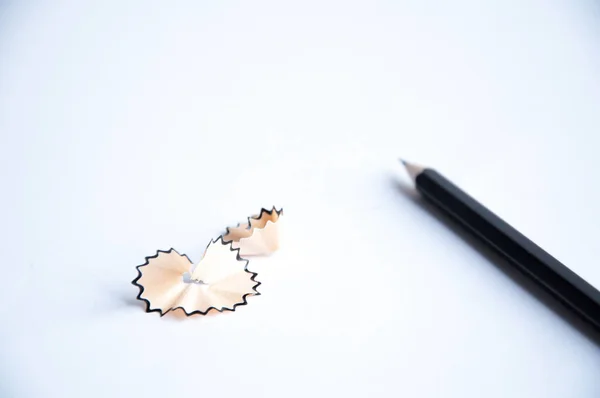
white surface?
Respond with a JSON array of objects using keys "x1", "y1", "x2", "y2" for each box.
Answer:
[{"x1": 1, "y1": 1, "x2": 600, "y2": 397}]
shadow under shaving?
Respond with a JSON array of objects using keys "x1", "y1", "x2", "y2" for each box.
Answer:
[
  {"x1": 390, "y1": 176, "x2": 600, "y2": 348},
  {"x1": 121, "y1": 289, "x2": 226, "y2": 320},
  {"x1": 122, "y1": 283, "x2": 231, "y2": 320},
  {"x1": 118, "y1": 288, "x2": 146, "y2": 310}
]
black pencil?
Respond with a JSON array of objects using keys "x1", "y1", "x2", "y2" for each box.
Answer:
[{"x1": 401, "y1": 159, "x2": 600, "y2": 332}]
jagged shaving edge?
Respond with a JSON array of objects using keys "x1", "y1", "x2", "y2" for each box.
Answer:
[
  {"x1": 131, "y1": 237, "x2": 261, "y2": 317},
  {"x1": 222, "y1": 206, "x2": 283, "y2": 245}
]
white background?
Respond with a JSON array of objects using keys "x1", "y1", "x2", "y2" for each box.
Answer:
[{"x1": 1, "y1": 1, "x2": 600, "y2": 397}]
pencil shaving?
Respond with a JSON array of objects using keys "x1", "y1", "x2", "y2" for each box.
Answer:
[
  {"x1": 223, "y1": 207, "x2": 283, "y2": 256},
  {"x1": 132, "y1": 237, "x2": 260, "y2": 316}
]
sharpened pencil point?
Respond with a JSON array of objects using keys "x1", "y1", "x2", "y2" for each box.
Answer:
[{"x1": 399, "y1": 159, "x2": 425, "y2": 183}]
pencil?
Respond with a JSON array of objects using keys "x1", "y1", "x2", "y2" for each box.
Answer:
[{"x1": 401, "y1": 159, "x2": 600, "y2": 332}]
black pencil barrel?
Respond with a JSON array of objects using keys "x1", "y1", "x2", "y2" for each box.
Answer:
[{"x1": 415, "y1": 168, "x2": 600, "y2": 331}]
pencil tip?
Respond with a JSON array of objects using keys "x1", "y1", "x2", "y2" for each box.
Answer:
[{"x1": 398, "y1": 158, "x2": 425, "y2": 183}]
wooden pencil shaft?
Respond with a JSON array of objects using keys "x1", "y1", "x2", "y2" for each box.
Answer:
[{"x1": 415, "y1": 168, "x2": 600, "y2": 331}]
